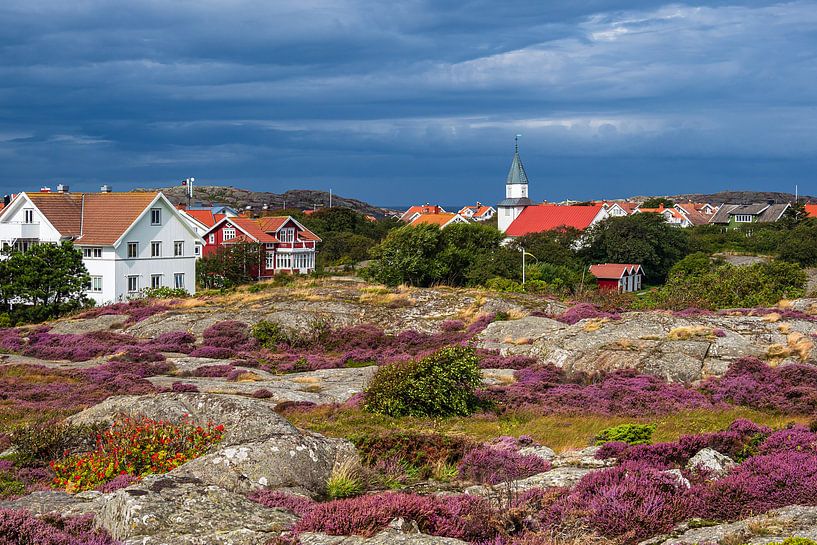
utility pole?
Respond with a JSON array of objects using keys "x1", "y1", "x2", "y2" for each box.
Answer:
[
  {"x1": 329, "y1": 188, "x2": 333, "y2": 209},
  {"x1": 522, "y1": 247, "x2": 526, "y2": 285},
  {"x1": 182, "y1": 177, "x2": 194, "y2": 209}
]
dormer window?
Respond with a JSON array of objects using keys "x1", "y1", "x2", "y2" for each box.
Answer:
[{"x1": 279, "y1": 228, "x2": 295, "y2": 243}]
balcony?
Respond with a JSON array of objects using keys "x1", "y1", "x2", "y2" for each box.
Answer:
[{"x1": 0, "y1": 222, "x2": 40, "y2": 240}]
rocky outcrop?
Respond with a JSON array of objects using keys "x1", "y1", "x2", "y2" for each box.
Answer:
[
  {"x1": 686, "y1": 448, "x2": 736, "y2": 478},
  {"x1": 478, "y1": 312, "x2": 816, "y2": 381},
  {"x1": 642, "y1": 504, "x2": 817, "y2": 545},
  {"x1": 174, "y1": 432, "x2": 357, "y2": 497},
  {"x1": 298, "y1": 530, "x2": 469, "y2": 544},
  {"x1": 96, "y1": 474, "x2": 296, "y2": 545},
  {"x1": 67, "y1": 392, "x2": 298, "y2": 447}
]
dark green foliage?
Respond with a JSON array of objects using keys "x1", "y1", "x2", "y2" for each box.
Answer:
[
  {"x1": 778, "y1": 219, "x2": 817, "y2": 267},
  {"x1": 300, "y1": 208, "x2": 399, "y2": 267},
  {"x1": 364, "y1": 346, "x2": 482, "y2": 417},
  {"x1": 351, "y1": 430, "x2": 474, "y2": 479},
  {"x1": 510, "y1": 227, "x2": 583, "y2": 269},
  {"x1": 581, "y1": 213, "x2": 689, "y2": 284},
  {"x1": 364, "y1": 224, "x2": 446, "y2": 286},
  {"x1": 10, "y1": 420, "x2": 107, "y2": 467},
  {"x1": 0, "y1": 473, "x2": 26, "y2": 498},
  {"x1": 767, "y1": 539, "x2": 817, "y2": 545},
  {"x1": 595, "y1": 424, "x2": 656, "y2": 445},
  {"x1": 251, "y1": 320, "x2": 290, "y2": 349},
  {"x1": 196, "y1": 241, "x2": 261, "y2": 289},
  {"x1": 0, "y1": 241, "x2": 90, "y2": 324},
  {"x1": 638, "y1": 259, "x2": 806, "y2": 309},
  {"x1": 641, "y1": 197, "x2": 676, "y2": 208}
]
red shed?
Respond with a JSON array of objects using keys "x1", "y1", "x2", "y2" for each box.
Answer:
[{"x1": 589, "y1": 264, "x2": 644, "y2": 293}]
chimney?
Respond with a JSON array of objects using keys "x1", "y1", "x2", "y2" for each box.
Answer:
[
  {"x1": 56, "y1": 184, "x2": 69, "y2": 193},
  {"x1": 3, "y1": 195, "x2": 9, "y2": 206},
  {"x1": 100, "y1": 184, "x2": 112, "y2": 193},
  {"x1": 40, "y1": 186, "x2": 52, "y2": 193}
]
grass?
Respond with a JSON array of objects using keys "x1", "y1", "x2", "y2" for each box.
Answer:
[{"x1": 285, "y1": 406, "x2": 810, "y2": 453}]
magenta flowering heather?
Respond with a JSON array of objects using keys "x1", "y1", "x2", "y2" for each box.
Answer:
[
  {"x1": 249, "y1": 490, "x2": 316, "y2": 517},
  {"x1": 458, "y1": 445, "x2": 550, "y2": 485},
  {"x1": 556, "y1": 303, "x2": 621, "y2": 325},
  {"x1": 0, "y1": 509, "x2": 119, "y2": 545}
]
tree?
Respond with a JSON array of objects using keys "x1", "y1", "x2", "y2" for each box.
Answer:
[
  {"x1": 778, "y1": 218, "x2": 817, "y2": 267},
  {"x1": 2, "y1": 242, "x2": 90, "y2": 322},
  {"x1": 300, "y1": 208, "x2": 400, "y2": 267},
  {"x1": 437, "y1": 223, "x2": 504, "y2": 286},
  {"x1": 508, "y1": 227, "x2": 582, "y2": 269},
  {"x1": 780, "y1": 201, "x2": 809, "y2": 229},
  {"x1": 580, "y1": 213, "x2": 689, "y2": 284},
  {"x1": 196, "y1": 242, "x2": 261, "y2": 289},
  {"x1": 364, "y1": 224, "x2": 446, "y2": 286},
  {"x1": 641, "y1": 197, "x2": 675, "y2": 209}
]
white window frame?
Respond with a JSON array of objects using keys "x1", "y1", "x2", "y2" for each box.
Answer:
[
  {"x1": 127, "y1": 242, "x2": 138, "y2": 258},
  {"x1": 174, "y1": 273, "x2": 185, "y2": 289},
  {"x1": 127, "y1": 275, "x2": 139, "y2": 293},
  {"x1": 87, "y1": 276, "x2": 103, "y2": 292},
  {"x1": 82, "y1": 247, "x2": 103, "y2": 258},
  {"x1": 276, "y1": 253, "x2": 291, "y2": 269},
  {"x1": 266, "y1": 253, "x2": 274, "y2": 270},
  {"x1": 174, "y1": 241, "x2": 184, "y2": 257},
  {"x1": 279, "y1": 228, "x2": 295, "y2": 243},
  {"x1": 151, "y1": 241, "x2": 161, "y2": 257},
  {"x1": 194, "y1": 245, "x2": 201, "y2": 255},
  {"x1": 734, "y1": 214, "x2": 753, "y2": 223},
  {"x1": 208, "y1": 234, "x2": 215, "y2": 244},
  {"x1": 24, "y1": 209, "x2": 34, "y2": 224},
  {"x1": 223, "y1": 227, "x2": 236, "y2": 241},
  {"x1": 151, "y1": 274, "x2": 162, "y2": 289},
  {"x1": 150, "y1": 208, "x2": 162, "y2": 225}
]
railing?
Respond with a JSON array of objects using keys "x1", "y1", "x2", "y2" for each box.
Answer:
[{"x1": 0, "y1": 222, "x2": 40, "y2": 239}]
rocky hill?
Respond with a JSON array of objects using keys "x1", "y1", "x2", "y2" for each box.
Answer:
[
  {"x1": 665, "y1": 190, "x2": 812, "y2": 204},
  {"x1": 134, "y1": 185, "x2": 391, "y2": 217}
]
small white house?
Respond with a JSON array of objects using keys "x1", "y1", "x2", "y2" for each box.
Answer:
[{"x1": 0, "y1": 189, "x2": 204, "y2": 305}]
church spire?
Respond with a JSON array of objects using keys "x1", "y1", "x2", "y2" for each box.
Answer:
[{"x1": 506, "y1": 135, "x2": 529, "y2": 185}]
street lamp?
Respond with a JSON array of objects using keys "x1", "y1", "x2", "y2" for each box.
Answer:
[{"x1": 520, "y1": 247, "x2": 538, "y2": 285}]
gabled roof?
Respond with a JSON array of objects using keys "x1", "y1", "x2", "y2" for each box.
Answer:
[
  {"x1": 709, "y1": 204, "x2": 740, "y2": 224},
  {"x1": 183, "y1": 209, "x2": 217, "y2": 227},
  {"x1": 589, "y1": 263, "x2": 643, "y2": 280},
  {"x1": 226, "y1": 217, "x2": 279, "y2": 244},
  {"x1": 674, "y1": 204, "x2": 713, "y2": 226},
  {"x1": 758, "y1": 203, "x2": 790, "y2": 222},
  {"x1": 24, "y1": 192, "x2": 83, "y2": 236},
  {"x1": 805, "y1": 204, "x2": 817, "y2": 218},
  {"x1": 474, "y1": 205, "x2": 495, "y2": 217},
  {"x1": 732, "y1": 203, "x2": 770, "y2": 216},
  {"x1": 410, "y1": 212, "x2": 465, "y2": 227},
  {"x1": 80, "y1": 192, "x2": 164, "y2": 245},
  {"x1": 400, "y1": 205, "x2": 445, "y2": 222},
  {"x1": 205, "y1": 215, "x2": 321, "y2": 243},
  {"x1": 505, "y1": 204, "x2": 605, "y2": 236}
]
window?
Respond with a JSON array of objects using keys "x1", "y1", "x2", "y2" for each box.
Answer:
[
  {"x1": 223, "y1": 227, "x2": 236, "y2": 240},
  {"x1": 150, "y1": 208, "x2": 162, "y2": 225},
  {"x1": 82, "y1": 247, "x2": 102, "y2": 258},
  {"x1": 127, "y1": 275, "x2": 139, "y2": 293},
  {"x1": 127, "y1": 242, "x2": 138, "y2": 258},
  {"x1": 151, "y1": 274, "x2": 162, "y2": 289},
  {"x1": 734, "y1": 215, "x2": 753, "y2": 223},
  {"x1": 266, "y1": 253, "x2": 274, "y2": 270},
  {"x1": 504, "y1": 208, "x2": 510, "y2": 217},
  {"x1": 174, "y1": 241, "x2": 184, "y2": 256},
  {"x1": 208, "y1": 234, "x2": 215, "y2": 244},
  {"x1": 279, "y1": 228, "x2": 295, "y2": 243},
  {"x1": 194, "y1": 245, "x2": 201, "y2": 256},
  {"x1": 174, "y1": 273, "x2": 184, "y2": 289},
  {"x1": 276, "y1": 253, "x2": 291, "y2": 269},
  {"x1": 86, "y1": 276, "x2": 102, "y2": 292},
  {"x1": 151, "y1": 241, "x2": 161, "y2": 257},
  {"x1": 24, "y1": 209, "x2": 34, "y2": 224}
]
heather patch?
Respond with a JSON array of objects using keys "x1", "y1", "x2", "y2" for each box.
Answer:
[
  {"x1": 76, "y1": 299, "x2": 172, "y2": 323},
  {"x1": 555, "y1": 303, "x2": 622, "y2": 325},
  {"x1": 293, "y1": 492, "x2": 498, "y2": 542},
  {"x1": 0, "y1": 510, "x2": 118, "y2": 545},
  {"x1": 458, "y1": 443, "x2": 550, "y2": 485}
]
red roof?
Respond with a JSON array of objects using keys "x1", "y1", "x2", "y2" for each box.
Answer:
[
  {"x1": 210, "y1": 215, "x2": 321, "y2": 243},
  {"x1": 184, "y1": 209, "x2": 217, "y2": 227},
  {"x1": 589, "y1": 263, "x2": 643, "y2": 279},
  {"x1": 400, "y1": 204, "x2": 445, "y2": 222},
  {"x1": 505, "y1": 204, "x2": 605, "y2": 236},
  {"x1": 228, "y1": 217, "x2": 279, "y2": 243},
  {"x1": 805, "y1": 204, "x2": 817, "y2": 218},
  {"x1": 410, "y1": 213, "x2": 460, "y2": 226}
]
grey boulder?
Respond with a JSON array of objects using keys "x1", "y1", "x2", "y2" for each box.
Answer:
[{"x1": 686, "y1": 448, "x2": 736, "y2": 478}]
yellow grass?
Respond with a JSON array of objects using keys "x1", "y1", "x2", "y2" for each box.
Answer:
[
  {"x1": 285, "y1": 407, "x2": 809, "y2": 453},
  {"x1": 667, "y1": 325, "x2": 716, "y2": 340}
]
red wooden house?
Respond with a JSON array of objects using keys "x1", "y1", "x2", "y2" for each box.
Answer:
[
  {"x1": 202, "y1": 216, "x2": 321, "y2": 277},
  {"x1": 589, "y1": 264, "x2": 644, "y2": 293}
]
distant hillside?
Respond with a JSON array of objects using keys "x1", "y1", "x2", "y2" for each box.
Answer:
[
  {"x1": 652, "y1": 191, "x2": 814, "y2": 205},
  {"x1": 135, "y1": 186, "x2": 391, "y2": 217}
]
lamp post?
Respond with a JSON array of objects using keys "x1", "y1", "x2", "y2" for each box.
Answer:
[{"x1": 520, "y1": 247, "x2": 538, "y2": 285}]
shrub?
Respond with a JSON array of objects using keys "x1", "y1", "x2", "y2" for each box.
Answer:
[
  {"x1": 51, "y1": 417, "x2": 224, "y2": 492},
  {"x1": 251, "y1": 388, "x2": 273, "y2": 399},
  {"x1": 252, "y1": 320, "x2": 290, "y2": 349},
  {"x1": 200, "y1": 320, "x2": 257, "y2": 352},
  {"x1": 142, "y1": 331, "x2": 196, "y2": 353},
  {"x1": 171, "y1": 382, "x2": 199, "y2": 393},
  {"x1": 595, "y1": 424, "x2": 656, "y2": 446},
  {"x1": 458, "y1": 445, "x2": 550, "y2": 485},
  {"x1": 768, "y1": 539, "x2": 817, "y2": 545},
  {"x1": 190, "y1": 364, "x2": 236, "y2": 378},
  {"x1": 142, "y1": 287, "x2": 189, "y2": 299},
  {"x1": 0, "y1": 509, "x2": 118, "y2": 545},
  {"x1": 293, "y1": 492, "x2": 497, "y2": 542},
  {"x1": 326, "y1": 460, "x2": 363, "y2": 499},
  {"x1": 363, "y1": 346, "x2": 481, "y2": 417},
  {"x1": 556, "y1": 303, "x2": 621, "y2": 325},
  {"x1": 9, "y1": 420, "x2": 106, "y2": 467}
]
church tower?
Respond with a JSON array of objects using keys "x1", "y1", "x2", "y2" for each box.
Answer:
[{"x1": 497, "y1": 136, "x2": 533, "y2": 233}]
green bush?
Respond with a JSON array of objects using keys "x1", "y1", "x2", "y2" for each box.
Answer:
[
  {"x1": 143, "y1": 287, "x2": 189, "y2": 298},
  {"x1": 0, "y1": 472, "x2": 25, "y2": 498},
  {"x1": 363, "y1": 346, "x2": 482, "y2": 417},
  {"x1": 767, "y1": 539, "x2": 817, "y2": 545},
  {"x1": 595, "y1": 423, "x2": 656, "y2": 446},
  {"x1": 252, "y1": 320, "x2": 290, "y2": 349},
  {"x1": 485, "y1": 277, "x2": 524, "y2": 293},
  {"x1": 10, "y1": 420, "x2": 107, "y2": 467}
]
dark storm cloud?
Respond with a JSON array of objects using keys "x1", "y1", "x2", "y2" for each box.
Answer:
[{"x1": 0, "y1": 0, "x2": 816, "y2": 204}]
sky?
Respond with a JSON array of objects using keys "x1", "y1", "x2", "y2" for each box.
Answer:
[{"x1": 1, "y1": 1, "x2": 816, "y2": 206}]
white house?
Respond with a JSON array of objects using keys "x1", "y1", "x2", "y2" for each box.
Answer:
[
  {"x1": 0, "y1": 189, "x2": 204, "y2": 305},
  {"x1": 497, "y1": 139, "x2": 534, "y2": 233}
]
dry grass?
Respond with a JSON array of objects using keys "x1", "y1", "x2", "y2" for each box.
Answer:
[
  {"x1": 667, "y1": 325, "x2": 717, "y2": 340},
  {"x1": 358, "y1": 291, "x2": 415, "y2": 307},
  {"x1": 583, "y1": 319, "x2": 608, "y2": 332},
  {"x1": 763, "y1": 312, "x2": 782, "y2": 323},
  {"x1": 284, "y1": 407, "x2": 809, "y2": 454},
  {"x1": 766, "y1": 332, "x2": 814, "y2": 362}
]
